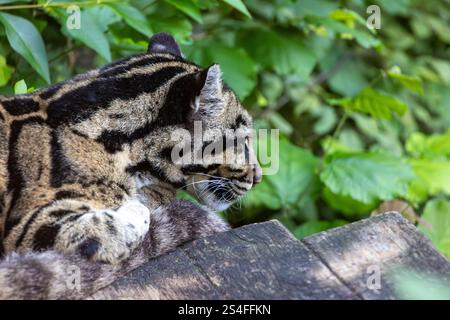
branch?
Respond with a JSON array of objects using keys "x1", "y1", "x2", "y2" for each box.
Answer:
[{"x1": 0, "y1": 0, "x2": 121, "y2": 11}]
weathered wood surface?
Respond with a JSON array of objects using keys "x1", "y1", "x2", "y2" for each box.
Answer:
[{"x1": 91, "y1": 212, "x2": 450, "y2": 300}]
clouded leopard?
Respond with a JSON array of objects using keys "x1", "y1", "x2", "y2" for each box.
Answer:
[{"x1": 0, "y1": 33, "x2": 262, "y2": 299}]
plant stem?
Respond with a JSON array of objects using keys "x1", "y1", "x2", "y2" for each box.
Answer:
[
  {"x1": 322, "y1": 111, "x2": 348, "y2": 155},
  {"x1": 0, "y1": 0, "x2": 121, "y2": 11},
  {"x1": 48, "y1": 44, "x2": 81, "y2": 64},
  {"x1": 332, "y1": 111, "x2": 348, "y2": 141}
]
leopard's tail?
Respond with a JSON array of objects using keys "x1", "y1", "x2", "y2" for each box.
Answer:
[
  {"x1": 0, "y1": 249, "x2": 129, "y2": 299},
  {"x1": 0, "y1": 200, "x2": 229, "y2": 299}
]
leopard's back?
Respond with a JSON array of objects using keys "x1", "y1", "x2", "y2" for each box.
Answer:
[
  {"x1": 0, "y1": 53, "x2": 197, "y2": 251},
  {"x1": 0, "y1": 95, "x2": 54, "y2": 246}
]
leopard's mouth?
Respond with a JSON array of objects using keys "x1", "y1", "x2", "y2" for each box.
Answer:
[{"x1": 187, "y1": 177, "x2": 252, "y2": 211}]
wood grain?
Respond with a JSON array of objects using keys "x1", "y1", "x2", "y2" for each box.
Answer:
[
  {"x1": 303, "y1": 212, "x2": 450, "y2": 299},
  {"x1": 91, "y1": 212, "x2": 450, "y2": 300}
]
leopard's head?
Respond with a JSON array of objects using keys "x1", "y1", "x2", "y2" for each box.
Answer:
[
  {"x1": 149, "y1": 33, "x2": 262, "y2": 211},
  {"x1": 182, "y1": 73, "x2": 263, "y2": 211}
]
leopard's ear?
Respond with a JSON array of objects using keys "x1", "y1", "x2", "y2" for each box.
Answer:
[
  {"x1": 191, "y1": 64, "x2": 224, "y2": 120},
  {"x1": 147, "y1": 32, "x2": 183, "y2": 57}
]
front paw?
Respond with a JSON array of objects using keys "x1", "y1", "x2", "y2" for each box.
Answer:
[
  {"x1": 56, "y1": 200, "x2": 150, "y2": 264},
  {"x1": 138, "y1": 184, "x2": 176, "y2": 210}
]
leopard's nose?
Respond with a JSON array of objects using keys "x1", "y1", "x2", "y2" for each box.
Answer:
[{"x1": 253, "y1": 164, "x2": 262, "y2": 185}]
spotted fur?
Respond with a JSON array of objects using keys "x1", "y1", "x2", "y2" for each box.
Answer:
[
  {"x1": 0, "y1": 200, "x2": 229, "y2": 299},
  {"x1": 0, "y1": 33, "x2": 262, "y2": 298}
]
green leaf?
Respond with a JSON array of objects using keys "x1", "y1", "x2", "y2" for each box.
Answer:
[
  {"x1": 268, "y1": 112, "x2": 293, "y2": 136},
  {"x1": 407, "y1": 159, "x2": 450, "y2": 203},
  {"x1": 86, "y1": 6, "x2": 121, "y2": 32},
  {"x1": 208, "y1": 46, "x2": 256, "y2": 100},
  {"x1": 312, "y1": 16, "x2": 380, "y2": 48},
  {"x1": 110, "y1": 35, "x2": 148, "y2": 51},
  {"x1": 0, "y1": 0, "x2": 32, "y2": 4},
  {"x1": 350, "y1": 113, "x2": 404, "y2": 155},
  {"x1": 150, "y1": 17, "x2": 192, "y2": 45},
  {"x1": 0, "y1": 55, "x2": 13, "y2": 87},
  {"x1": 376, "y1": 0, "x2": 410, "y2": 15},
  {"x1": 406, "y1": 130, "x2": 450, "y2": 159},
  {"x1": 320, "y1": 152, "x2": 415, "y2": 204},
  {"x1": 427, "y1": 58, "x2": 450, "y2": 84},
  {"x1": 418, "y1": 199, "x2": 450, "y2": 259},
  {"x1": 312, "y1": 105, "x2": 337, "y2": 135},
  {"x1": 54, "y1": 8, "x2": 111, "y2": 62},
  {"x1": 222, "y1": 0, "x2": 252, "y2": 18},
  {"x1": 331, "y1": 87, "x2": 408, "y2": 120},
  {"x1": 322, "y1": 187, "x2": 375, "y2": 219},
  {"x1": 329, "y1": 9, "x2": 366, "y2": 28},
  {"x1": 246, "y1": 139, "x2": 320, "y2": 210},
  {"x1": 387, "y1": 66, "x2": 424, "y2": 95},
  {"x1": 0, "y1": 12, "x2": 50, "y2": 83},
  {"x1": 321, "y1": 137, "x2": 354, "y2": 154},
  {"x1": 165, "y1": 0, "x2": 202, "y2": 23},
  {"x1": 107, "y1": 3, "x2": 152, "y2": 37},
  {"x1": 244, "y1": 176, "x2": 281, "y2": 210},
  {"x1": 327, "y1": 60, "x2": 368, "y2": 97},
  {"x1": 184, "y1": 41, "x2": 257, "y2": 99},
  {"x1": 294, "y1": 220, "x2": 348, "y2": 239},
  {"x1": 425, "y1": 14, "x2": 450, "y2": 44},
  {"x1": 239, "y1": 29, "x2": 316, "y2": 78},
  {"x1": 13, "y1": 79, "x2": 27, "y2": 94},
  {"x1": 338, "y1": 128, "x2": 365, "y2": 151},
  {"x1": 290, "y1": 0, "x2": 339, "y2": 18},
  {"x1": 268, "y1": 139, "x2": 320, "y2": 207},
  {"x1": 320, "y1": 47, "x2": 368, "y2": 96}
]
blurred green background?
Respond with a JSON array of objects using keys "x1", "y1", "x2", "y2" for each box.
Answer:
[{"x1": 0, "y1": 0, "x2": 449, "y2": 259}]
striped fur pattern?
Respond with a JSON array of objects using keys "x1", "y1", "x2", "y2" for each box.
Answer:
[{"x1": 0, "y1": 33, "x2": 261, "y2": 298}]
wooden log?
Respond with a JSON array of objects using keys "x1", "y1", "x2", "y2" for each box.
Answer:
[
  {"x1": 91, "y1": 212, "x2": 450, "y2": 300},
  {"x1": 303, "y1": 212, "x2": 450, "y2": 299}
]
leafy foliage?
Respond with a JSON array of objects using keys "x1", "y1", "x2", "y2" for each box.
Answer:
[
  {"x1": 0, "y1": 12, "x2": 49, "y2": 83},
  {"x1": 418, "y1": 199, "x2": 450, "y2": 259},
  {"x1": 330, "y1": 87, "x2": 408, "y2": 120},
  {"x1": 244, "y1": 138, "x2": 320, "y2": 213},
  {"x1": 0, "y1": 0, "x2": 449, "y2": 257},
  {"x1": 392, "y1": 269, "x2": 450, "y2": 299},
  {"x1": 320, "y1": 152, "x2": 415, "y2": 204},
  {"x1": 387, "y1": 67, "x2": 424, "y2": 95}
]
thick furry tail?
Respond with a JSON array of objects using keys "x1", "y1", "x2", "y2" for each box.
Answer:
[{"x1": 0, "y1": 200, "x2": 229, "y2": 299}]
